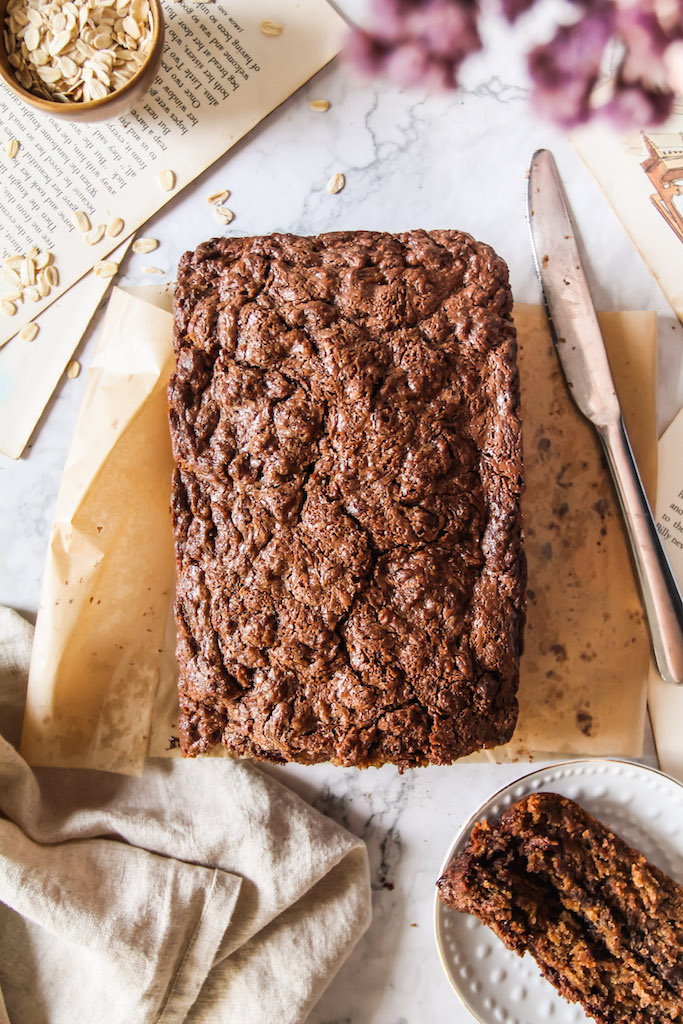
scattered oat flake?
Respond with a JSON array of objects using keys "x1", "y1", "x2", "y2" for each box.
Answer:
[
  {"x1": 21, "y1": 258, "x2": 36, "y2": 286},
  {"x1": 20, "y1": 322, "x2": 39, "y2": 342},
  {"x1": 207, "y1": 189, "x2": 230, "y2": 206},
  {"x1": 143, "y1": 265, "x2": 163, "y2": 274},
  {"x1": 213, "y1": 206, "x2": 234, "y2": 226},
  {"x1": 310, "y1": 99, "x2": 330, "y2": 112},
  {"x1": 72, "y1": 210, "x2": 91, "y2": 232},
  {"x1": 85, "y1": 224, "x2": 106, "y2": 245},
  {"x1": 66, "y1": 359, "x2": 81, "y2": 379},
  {"x1": 260, "y1": 20, "x2": 282, "y2": 36},
  {"x1": 132, "y1": 237, "x2": 158, "y2": 254},
  {"x1": 2, "y1": 267, "x2": 21, "y2": 288},
  {"x1": 25, "y1": 286, "x2": 41, "y2": 302},
  {"x1": 107, "y1": 217, "x2": 124, "y2": 237},
  {"x1": 94, "y1": 260, "x2": 118, "y2": 279},
  {"x1": 35, "y1": 251, "x2": 52, "y2": 269},
  {"x1": 46, "y1": 266, "x2": 59, "y2": 287},
  {"x1": 1, "y1": 299, "x2": 16, "y2": 316},
  {"x1": 6, "y1": 138, "x2": 20, "y2": 158},
  {"x1": 3, "y1": 287, "x2": 22, "y2": 302},
  {"x1": 326, "y1": 172, "x2": 345, "y2": 195},
  {"x1": 157, "y1": 168, "x2": 175, "y2": 191}
]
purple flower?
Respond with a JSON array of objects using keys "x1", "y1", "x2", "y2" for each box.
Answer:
[
  {"x1": 344, "y1": 0, "x2": 683, "y2": 127},
  {"x1": 499, "y1": 0, "x2": 534, "y2": 25},
  {"x1": 601, "y1": 79, "x2": 674, "y2": 127},
  {"x1": 527, "y1": 10, "x2": 613, "y2": 127},
  {"x1": 346, "y1": 0, "x2": 481, "y2": 90}
]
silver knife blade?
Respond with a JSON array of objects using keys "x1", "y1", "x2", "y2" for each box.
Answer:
[{"x1": 527, "y1": 148, "x2": 620, "y2": 428}]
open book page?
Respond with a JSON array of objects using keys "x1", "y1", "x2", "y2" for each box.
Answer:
[
  {"x1": 571, "y1": 107, "x2": 683, "y2": 323},
  {"x1": 0, "y1": 240, "x2": 130, "y2": 459},
  {"x1": 648, "y1": 407, "x2": 683, "y2": 781},
  {"x1": 0, "y1": 0, "x2": 345, "y2": 346}
]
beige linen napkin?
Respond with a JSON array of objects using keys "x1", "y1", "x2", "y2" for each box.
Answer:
[{"x1": 0, "y1": 607, "x2": 371, "y2": 1024}]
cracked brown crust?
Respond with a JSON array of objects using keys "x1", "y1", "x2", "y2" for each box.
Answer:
[
  {"x1": 437, "y1": 793, "x2": 683, "y2": 1023},
  {"x1": 169, "y1": 229, "x2": 525, "y2": 768}
]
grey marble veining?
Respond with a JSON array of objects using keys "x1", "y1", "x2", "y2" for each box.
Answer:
[{"x1": 0, "y1": 4, "x2": 681, "y2": 1020}]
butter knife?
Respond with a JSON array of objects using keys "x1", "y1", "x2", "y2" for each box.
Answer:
[{"x1": 527, "y1": 148, "x2": 683, "y2": 686}]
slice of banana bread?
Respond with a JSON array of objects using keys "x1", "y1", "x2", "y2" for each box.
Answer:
[{"x1": 437, "y1": 792, "x2": 683, "y2": 1023}]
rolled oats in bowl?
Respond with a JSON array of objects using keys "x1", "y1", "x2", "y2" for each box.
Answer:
[{"x1": 3, "y1": 0, "x2": 155, "y2": 103}]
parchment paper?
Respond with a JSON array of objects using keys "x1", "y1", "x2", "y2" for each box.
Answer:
[
  {"x1": 22, "y1": 289, "x2": 176, "y2": 773},
  {"x1": 481, "y1": 306, "x2": 656, "y2": 762},
  {"x1": 21, "y1": 293, "x2": 657, "y2": 774}
]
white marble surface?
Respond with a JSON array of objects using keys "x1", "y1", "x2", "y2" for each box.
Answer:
[{"x1": 1, "y1": 3, "x2": 682, "y2": 1022}]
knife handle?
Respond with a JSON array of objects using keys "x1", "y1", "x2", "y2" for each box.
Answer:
[{"x1": 599, "y1": 417, "x2": 683, "y2": 685}]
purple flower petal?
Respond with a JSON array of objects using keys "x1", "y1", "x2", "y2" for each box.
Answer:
[
  {"x1": 499, "y1": 0, "x2": 535, "y2": 25},
  {"x1": 601, "y1": 80, "x2": 674, "y2": 126},
  {"x1": 346, "y1": 0, "x2": 481, "y2": 90},
  {"x1": 343, "y1": 0, "x2": 682, "y2": 127},
  {"x1": 527, "y1": 9, "x2": 613, "y2": 127}
]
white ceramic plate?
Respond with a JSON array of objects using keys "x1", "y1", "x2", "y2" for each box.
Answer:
[{"x1": 434, "y1": 759, "x2": 683, "y2": 1024}]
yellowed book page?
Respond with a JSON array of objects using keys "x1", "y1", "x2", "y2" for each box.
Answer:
[
  {"x1": 571, "y1": 111, "x2": 683, "y2": 323},
  {"x1": 0, "y1": 0, "x2": 345, "y2": 346},
  {"x1": 647, "y1": 407, "x2": 683, "y2": 782},
  {"x1": 0, "y1": 240, "x2": 130, "y2": 460}
]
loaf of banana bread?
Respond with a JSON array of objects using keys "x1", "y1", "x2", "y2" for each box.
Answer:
[
  {"x1": 437, "y1": 792, "x2": 683, "y2": 1022},
  {"x1": 169, "y1": 229, "x2": 525, "y2": 767}
]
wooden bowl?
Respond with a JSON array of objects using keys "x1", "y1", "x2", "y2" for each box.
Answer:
[{"x1": 0, "y1": 0, "x2": 164, "y2": 122}]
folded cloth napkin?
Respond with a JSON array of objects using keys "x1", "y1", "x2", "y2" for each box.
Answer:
[{"x1": 0, "y1": 607, "x2": 371, "y2": 1024}]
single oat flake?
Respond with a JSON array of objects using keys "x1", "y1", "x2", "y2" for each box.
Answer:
[
  {"x1": 20, "y1": 322, "x2": 39, "y2": 342},
  {"x1": 1, "y1": 299, "x2": 17, "y2": 317},
  {"x1": 107, "y1": 217, "x2": 124, "y2": 237},
  {"x1": 157, "y1": 169, "x2": 175, "y2": 191},
  {"x1": 259, "y1": 20, "x2": 282, "y2": 37},
  {"x1": 6, "y1": 138, "x2": 20, "y2": 158},
  {"x1": 207, "y1": 189, "x2": 230, "y2": 206},
  {"x1": 21, "y1": 257, "x2": 36, "y2": 286},
  {"x1": 326, "y1": 172, "x2": 345, "y2": 195},
  {"x1": 2, "y1": 267, "x2": 21, "y2": 288},
  {"x1": 66, "y1": 359, "x2": 81, "y2": 378},
  {"x1": 72, "y1": 210, "x2": 91, "y2": 233},
  {"x1": 213, "y1": 206, "x2": 234, "y2": 226},
  {"x1": 93, "y1": 260, "x2": 118, "y2": 279},
  {"x1": 310, "y1": 99, "x2": 330, "y2": 112},
  {"x1": 85, "y1": 224, "x2": 106, "y2": 245},
  {"x1": 132, "y1": 237, "x2": 158, "y2": 254}
]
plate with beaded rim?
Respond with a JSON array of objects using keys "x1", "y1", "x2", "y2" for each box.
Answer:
[{"x1": 434, "y1": 758, "x2": 683, "y2": 1024}]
